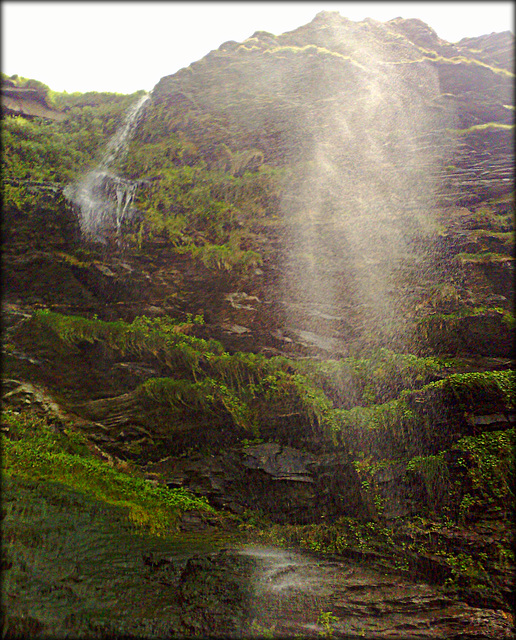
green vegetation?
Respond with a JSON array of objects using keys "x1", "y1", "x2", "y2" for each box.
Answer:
[
  {"x1": 295, "y1": 349, "x2": 445, "y2": 407},
  {"x1": 454, "y1": 429, "x2": 514, "y2": 516},
  {"x1": 456, "y1": 251, "x2": 513, "y2": 263},
  {"x1": 121, "y1": 120, "x2": 285, "y2": 269},
  {"x1": 2, "y1": 57, "x2": 514, "y2": 622},
  {"x1": 317, "y1": 610, "x2": 339, "y2": 637},
  {"x1": 2, "y1": 73, "x2": 55, "y2": 106},
  {"x1": 417, "y1": 307, "x2": 514, "y2": 355},
  {"x1": 468, "y1": 193, "x2": 514, "y2": 232},
  {"x1": 265, "y1": 44, "x2": 366, "y2": 69},
  {"x1": 405, "y1": 424, "x2": 514, "y2": 521},
  {"x1": 468, "y1": 229, "x2": 514, "y2": 250},
  {"x1": 1, "y1": 408, "x2": 216, "y2": 534},
  {"x1": 25, "y1": 310, "x2": 515, "y2": 452},
  {"x1": 431, "y1": 55, "x2": 513, "y2": 77},
  {"x1": 245, "y1": 426, "x2": 514, "y2": 598},
  {"x1": 247, "y1": 516, "x2": 396, "y2": 557},
  {"x1": 2, "y1": 85, "x2": 144, "y2": 184},
  {"x1": 29, "y1": 310, "x2": 336, "y2": 437},
  {"x1": 434, "y1": 370, "x2": 514, "y2": 409},
  {"x1": 30, "y1": 310, "x2": 471, "y2": 443},
  {"x1": 331, "y1": 370, "x2": 514, "y2": 459},
  {"x1": 447, "y1": 122, "x2": 514, "y2": 135}
]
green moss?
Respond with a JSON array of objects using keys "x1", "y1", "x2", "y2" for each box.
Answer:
[
  {"x1": 406, "y1": 453, "x2": 450, "y2": 511},
  {"x1": 447, "y1": 122, "x2": 514, "y2": 135},
  {"x1": 23, "y1": 311, "x2": 516, "y2": 454},
  {"x1": 265, "y1": 44, "x2": 365, "y2": 68},
  {"x1": 294, "y1": 349, "x2": 445, "y2": 408},
  {"x1": 455, "y1": 251, "x2": 513, "y2": 263},
  {"x1": 421, "y1": 306, "x2": 512, "y2": 322},
  {"x1": 29, "y1": 311, "x2": 339, "y2": 439},
  {"x1": 120, "y1": 145, "x2": 283, "y2": 269},
  {"x1": 404, "y1": 427, "x2": 514, "y2": 526},
  {"x1": 138, "y1": 376, "x2": 257, "y2": 432},
  {"x1": 427, "y1": 370, "x2": 515, "y2": 409},
  {"x1": 469, "y1": 229, "x2": 514, "y2": 248},
  {"x1": 33, "y1": 309, "x2": 221, "y2": 373}
]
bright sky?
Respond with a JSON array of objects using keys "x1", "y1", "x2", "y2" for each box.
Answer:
[{"x1": 2, "y1": 2, "x2": 514, "y2": 95}]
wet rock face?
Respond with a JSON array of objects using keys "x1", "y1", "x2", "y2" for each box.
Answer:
[
  {"x1": 177, "y1": 551, "x2": 257, "y2": 637},
  {"x1": 144, "y1": 14, "x2": 513, "y2": 357},
  {"x1": 147, "y1": 443, "x2": 374, "y2": 524},
  {"x1": 175, "y1": 546, "x2": 515, "y2": 640}
]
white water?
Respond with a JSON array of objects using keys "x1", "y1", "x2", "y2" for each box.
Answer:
[
  {"x1": 65, "y1": 94, "x2": 149, "y2": 243},
  {"x1": 276, "y1": 20, "x2": 457, "y2": 352}
]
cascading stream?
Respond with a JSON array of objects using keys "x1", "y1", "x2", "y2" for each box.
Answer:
[{"x1": 65, "y1": 93, "x2": 149, "y2": 243}]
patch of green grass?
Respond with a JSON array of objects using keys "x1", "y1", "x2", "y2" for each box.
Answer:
[
  {"x1": 28, "y1": 310, "x2": 339, "y2": 438},
  {"x1": 425, "y1": 370, "x2": 515, "y2": 409},
  {"x1": 2, "y1": 409, "x2": 216, "y2": 535},
  {"x1": 455, "y1": 251, "x2": 513, "y2": 263},
  {"x1": 246, "y1": 516, "x2": 395, "y2": 556},
  {"x1": 447, "y1": 122, "x2": 514, "y2": 135},
  {"x1": 294, "y1": 348, "x2": 445, "y2": 408},
  {"x1": 404, "y1": 427, "x2": 514, "y2": 523},
  {"x1": 456, "y1": 428, "x2": 515, "y2": 511}
]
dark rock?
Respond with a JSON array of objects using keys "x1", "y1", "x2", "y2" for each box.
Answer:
[
  {"x1": 177, "y1": 551, "x2": 257, "y2": 637},
  {"x1": 241, "y1": 442, "x2": 315, "y2": 480},
  {"x1": 147, "y1": 444, "x2": 374, "y2": 524}
]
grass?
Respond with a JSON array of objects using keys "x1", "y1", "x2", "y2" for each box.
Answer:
[
  {"x1": 447, "y1": 123, "x2": 515, "y2": 135},
  {"x1": 2, "y1": 409, "x2": 217, "y2": 535},
  {"x1": 331, "y1": 369, "x2": 515, "y2": 459},
  {"x1": 26, "y1": 310, "x2": 339, "y2": 438},
  {"x1": 420, "y1": 370, "x2": 515, "y2": 410},
  {"x1": 22, "y1": 310, "x2": 515, "y2": 448},
  {"x1": 455, "y1": 251, "x2": 513, "y2": 263}
]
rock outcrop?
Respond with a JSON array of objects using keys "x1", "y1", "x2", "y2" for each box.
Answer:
[
  {"x1": 138, "y1": 11, "x2": 514, "y2": 357},
  {"x1": 1, "y1": 83, "x2": 66, "y2": 121}
]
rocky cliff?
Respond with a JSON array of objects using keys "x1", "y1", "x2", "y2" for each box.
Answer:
[
  {"x1": 1, "y1": 78, "x2": 66, "y2": 121},
  {"x1": 2, "y1": 12, "x2": 514, "y2": 638}
]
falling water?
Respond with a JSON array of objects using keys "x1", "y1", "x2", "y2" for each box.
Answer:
[
  {"x1": 278, "y1": 16, "x2": 457, "y2": 353},
  {"x1": 65, "y1": 94, "x2": 150, "y2": 243}
]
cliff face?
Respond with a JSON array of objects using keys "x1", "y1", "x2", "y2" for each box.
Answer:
[
  {"x1": 2, "y1": 14, "x2": 515, "y2": 635},
  {"x1": 1, "y1": 84, "x2": 66, "y2": 121},
  {"x1": 133, "y1": 11, "x2": 513, "y2": 356}
]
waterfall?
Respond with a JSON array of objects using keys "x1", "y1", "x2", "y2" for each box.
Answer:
[
  {"x1": 278, "y1": 38, "x2": 455, "y2": 353},
  {"x1": 65, "y1": 94, "x2": 149, "y2": 243}
]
